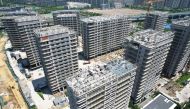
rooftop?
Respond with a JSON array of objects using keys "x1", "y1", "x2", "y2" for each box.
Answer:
[
  {"x1": 129, "y1": 29, "x2": 173, "y2": 48},
  {"x1": 2, "y1": 15, "x2": 47, "y2": 23},
  {"x1": 57, "y1": 13, "x2": 77, "y2": 17},
  {"x1": 81, "y1": 15, "x2": 128, "y2": 23},
  {"x1": 34, "y1": 25, "x2": 75, "y2": 37},
  {"x1": 173, "y1": 19, "x2": 190, "y2": 27},
  {"x1": 66, "y1": 59, "x2": 136, "y2": 96},
  {"x1": 143, "y1": 94, "x2": 176, "y2": 109},
  {"x1": 52, "y1": 10, "x2": 79, "y2": 14},
  {"x1": 19, "y1": 79, "x2": 34, "y2": 106},
  {"x1": 149, "y1": 11, "x2": 168, "y2": 16}
]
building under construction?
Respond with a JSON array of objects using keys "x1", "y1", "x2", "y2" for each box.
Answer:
[
  {"x1": 162, "y1": 18, "x2": 190, "y2": 77},
  {"x1": 53, "y1": 10, "x2": 80, "y2": 35},
  {"x1": 81, "y1": 15, "x2": 131, "y2": 60},
  {"x1": 2, "y1": 16, "x2": 50, "y2": 69},
  {"x1": 66, "y1": 59, "x2": 137, "y2": 109},
  {"x1": 125, "y1": 29, "x2": 174, "y2": 103},
  {"x1": 144, "y1": 12, "x2": 168, "y2": 31},
  {"x1": 35, "y1": 25, "x2": 78, "y2": 94}
]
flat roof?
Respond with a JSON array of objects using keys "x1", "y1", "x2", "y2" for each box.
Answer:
[
  {"x1": 2, "y1": 15, "x2": 47, "y2": 23},
  {"x1": 173, "y1": 19, "x2": 190, "y2": 27},
  {"x1": 52, "y1": 10, "x2": 79, "y2": 14},
  {"x1": 143, "y1": 94, "x2": 177, "y2": 109},
  {"x1": 66, "y1": 59, "x2": 136, "y2": 96},
  {"x1": 34, "y1": 25, "x2": 75, "y2": 37},
  {"x1": 129, "y1": 29, "x2": 173, "y2": 48},
  {"x1": 57, "y1": 13, "x2": 77, "y2": 17},
  {"x1": 149, "y1": 11, "x2": 168, "y2": 16},
  {"x1": 81, "y1": 15, "x2": 128, "y2": 23}
]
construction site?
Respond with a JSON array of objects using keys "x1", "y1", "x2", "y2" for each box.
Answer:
[
  {"x1": 0, "y1": 36, "x2": 27, "y2": 109},
  {"x1": 86, "y1": 8, "x2": 147, "y2": 16}
]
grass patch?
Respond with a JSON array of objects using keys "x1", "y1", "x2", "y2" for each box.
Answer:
[
  {"x1": 37, "y1": 91, "x2": 44, "y2": 100},
  {"x1": 151, "y1": 91, "x2": 160, "y2": 98},
  {"x1": 176, "y1": 73, "x2": 190, "y2": 86},
  {"x1": 35, "y1": 6, "x2": 64, "y2": 14},
  {"x1": 128, "y1": 101, "x2": 140, "y2": 109},
  {"x1": 80, "y1": 11, "x2": 102, "y2": 17},
  {"x1": 31, "y1": 105, "x2": 37, "y2": 109}
]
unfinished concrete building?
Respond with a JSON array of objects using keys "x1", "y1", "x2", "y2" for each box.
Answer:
[
  {"x1": 2, "y1": 16, "x2": 50, "y2": 69},
  {"x1": 144, "y1": 12, "x2": 168, "y2": 31},
  {"x1": 81, "y1": 15, "x2": 131, "y2": 60},
  {"x1": 162, "y1": 19, "x2": 190, "y2": 78},
  {"x1": 125, "y1": 29, "x2": 174, "y2": 103},
  {"x1": 53, "y1": 10, "x2": 80, "y2": 35},
  {"x1": 66, "y1": 59, "x2": 137, "y2": 109},
  {"x1": 35, "y1": 25, "x2": 78, "y2": 94}
]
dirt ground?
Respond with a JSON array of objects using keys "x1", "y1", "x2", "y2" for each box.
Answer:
[
  {"x1": 0, "y1": 37, "x2": 28, "y2": 109},
  {"x1": 86, "y1": 8, "x2": 147, "y2": 16},
  {"x1": 162, "y1": 80, "x2": 183, "y2": 97}
]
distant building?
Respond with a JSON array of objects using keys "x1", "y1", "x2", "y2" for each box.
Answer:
[
  {"x1": 0, "y1": 6, "x2": 23, "y2": 13},
  {"x1": 2, "y1": 11, "x2": 37, "y2": 16},
  {"x1": 125, "y1": 0, "x2": 145, "y2": 6},
  {"x1": 2, "y1": 16, "x2": 50, "y2": 69},
  {"x1": 12, "y1": 0, "x2": 66, "y2": 6},
  {"x1": 114, "y1": 2, "x2": 123, "y2": 8},
  {"x1": 154, "y1": 1, "x2": 165, "y2": 9},
  {"x1": 81, "y1": 15, "x2": 131, "y2": 59},
  {"x1": 67, "y1": 0, "x2": 110, "y2": 7},
  {"x1": 154, "y1": 0, "x2": 190, "y2": 9},
  {"x1": 125, "y1": 29, "x2": 174, "y2": 103},
  {"x1": 66, "y1": 59, "x2": 137, "y2": 109},
  {"x1": 67, "y1": 2, "x2": 91, "y2": 9},
  {"x1": 144, "y1": 12, "x2": 168, "y2": 31},
  {"x1": 143, "y1": 94, "x2": 177, "y2": 109},
  {"x1": 162, "y1": 19, "x2": 190, "y2": 77},
  {"x1": 52, "y1": 10, "x2": 80, "y2": 35},
  {"x1": 35, "y1": 25, "x2": 78, "y2": 94}
]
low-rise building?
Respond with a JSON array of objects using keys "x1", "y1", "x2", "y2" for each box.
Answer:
[{"x1": 142, "y1": 94, "x2": 177, "y2": 109}]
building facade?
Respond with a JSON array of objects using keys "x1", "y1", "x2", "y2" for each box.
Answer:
[
  {"x1": 125, "y1": 29, "x2": 174, "y2": 103},
  {"x1": 66, "y1": 59, "x2": 137, "y2": 109},
  {"x1": 162, "y1": 19, "x2": 190, "y2": 77},
  {"x1": 2, "y1": 16, "x2": 50, "y2": 69},
  {"x1": 154, "y1": 0, "x2": 190, "y2": 9},
  {"x1": 53, "y1": 10, "x2": 80, "y2": 35},
  {"x1": 81, "y1": 15, "x2": 131, "y2": 59},
  {"x1": 35, "y1": 25, "x2": 78, "y2": 94},
  {"x1": 144, "y1": 12, "x2": 168, "y2": 31}
]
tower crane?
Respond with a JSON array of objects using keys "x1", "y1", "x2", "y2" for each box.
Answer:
[{"x1": 145, "y1": 0, "x2": 163, "y2": 13}]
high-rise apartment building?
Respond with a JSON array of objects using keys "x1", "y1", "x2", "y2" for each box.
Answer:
[
  {"x1": 67, "y1": 0, "x2": 110, "y2": 7},
  {"x1": 66, "y1": 59, "x2": 137, "y2": 109},
  {"x1": 144, "y1": 12, "x2": 168, "y2": 31},
  {"x1": 125, "y1": 0, "x2": 145, "y2": 6},
  {"x1": 2, "y1": 16, "x2": 50, "y2": 69},
  {"x1": 35, "y1": 25, "x2": 78, "y2": 94},
  {"x1": 125, "y1": 29, "x2": 174, "y2": 103},
  {"x1": 81, "y1": 15, "x2": 131, "y2": 59},
  {"x1": 154, "y1": 0, "x2": 190, "y2": 9},
  {"x1": 53, "y1": 10, "x2": 80, "y2": 35},
  {"x1": 162, "y1": 19, "x2": 190, "y2": 77}
]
